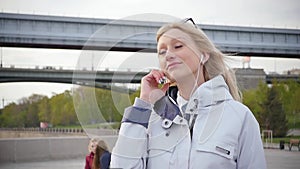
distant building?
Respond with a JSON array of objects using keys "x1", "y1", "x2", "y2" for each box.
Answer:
[
  {"x1": 233, "y1": 68, "x2": 266, "y2": 90},
  {"x1": 285, "y1": 68, "x2": 300, "y2": 75}
]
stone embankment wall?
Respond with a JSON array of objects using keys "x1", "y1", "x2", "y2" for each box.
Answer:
[{"x1": 0, "y1": 128, "x2": 118, "y2": 163}]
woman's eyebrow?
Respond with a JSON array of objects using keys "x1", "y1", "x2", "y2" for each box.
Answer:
[
  {"x1": 171, "y1": 37, "x2": 188, "y2": 43},
  {"x1": 157, "y1": 36, "x2": 187, "y2": 49},
  {"x1": 174, "y1": 36, "x2": 186, "y2": 40}
]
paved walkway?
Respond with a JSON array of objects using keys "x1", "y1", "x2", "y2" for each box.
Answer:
[
  {"x1": 0, "y1": 149, "x2": 299, "y2": 169},
  {"x1": 265, "y1": 149, "x2": 300, "y2": 169},
  {"x1": 0, "y1": 158, "x2": 84, "y2": 169}
]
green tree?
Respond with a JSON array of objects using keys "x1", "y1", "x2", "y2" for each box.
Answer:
[
  {"x1": 73, "y1": 86, "x2": 103, "y2": 126},
  {"x1": 49, "y1": 90, "x2": 77, "y2": 126},
  {"x1": 129, "y1": 87, "x2": 141, "y2": 104},
  {"x1": 38, "y1": 96, "x2": 51, "y2": 123},
  {"x1": 73, "y1": 86, "x2": 131, "y2": 128},
  {"x1": 263, "y1": 85, "x2": 288, "y2": 137},
  {"x1": 72, "y1": 86, "x2": 93, "y2": 125},
  {"x1": 96, "y1": 87, "x2": 127, "y2": 123},
  {"x1": 0, "y1": 102, "x2": 25, "y2": 127},
  {"x1": 242, "y1": 82, "x2": 268, "y2": 128},
  {"x1": 25, "y1": 102, "x2": 39, "y2": 127},
  {"x1": 279, "y1": 80, "x2": 300, "y2": 128},
  {"x1": 25, "y1": 94, "x2": 47, "y2": 127}
]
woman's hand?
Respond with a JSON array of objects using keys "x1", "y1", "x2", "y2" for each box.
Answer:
[{"x1": 140, "y1": 70, "x2": 170, "y2": 104}]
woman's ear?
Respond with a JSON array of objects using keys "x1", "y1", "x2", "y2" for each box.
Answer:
[{"x1": 200, "y1": 52, "x2": 210, "y2": 64}]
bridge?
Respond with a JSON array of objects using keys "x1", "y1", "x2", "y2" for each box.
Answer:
[
  {"x1": 0, "y1": 67, "x2": 298, "y2": 88},
  {"x1": 0, "y1": 12, "x2": 300, "y2": 58},
  {"x1": 0, "y1": 67, "x2": 147, "y2": 93}
]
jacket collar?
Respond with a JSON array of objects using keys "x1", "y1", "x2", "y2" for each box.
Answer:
[
  {"x1": 192, "y1": 75, "x2": 233, "y2": 107},
  {"x1": 153, "y1": 75, "x2": 233, "y2": 120}
]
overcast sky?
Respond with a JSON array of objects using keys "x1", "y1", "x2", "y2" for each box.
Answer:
[{"x1": 0, "y1": 0, "x2": 300, "y2": 108}]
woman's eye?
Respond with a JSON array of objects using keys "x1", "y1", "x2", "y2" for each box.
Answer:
[
  {"x1": 158, "y1": 49, "x2": 166, "y2": 55},
  {"x1": 174, "y1": 44, "x2": 183, "y2": 49}
]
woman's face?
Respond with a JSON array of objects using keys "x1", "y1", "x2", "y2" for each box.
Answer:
[
  {"x1": 91, "y1": 142, "x2": 97, "y2": 153},
  {"x1": 157, "y1": 28, "x2": 201, "y2": 83}
]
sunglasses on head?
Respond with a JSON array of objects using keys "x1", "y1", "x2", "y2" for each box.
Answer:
[{"x1": 182, "y1": 18, "x2": 198, "y2": 29}]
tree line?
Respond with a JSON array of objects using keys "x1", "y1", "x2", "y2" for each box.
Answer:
[
  {"x1": 243, "y1": 80, "x2": 300, "y2": 137},
  {"x1": 0, "y1": 80, "x2": 299, "y2": 137},
  {"x1": 0, "y1": 86, "x2": 133, "y2": 128}
]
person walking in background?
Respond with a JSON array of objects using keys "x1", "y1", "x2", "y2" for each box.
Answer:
[
  {"x1": 110, "y1": 18, "x2": 267, "y2": 169},
  {"x1": 92, "y1": 139, "x2": 111, "y2": 169},
  {"x1": 85, "y1": 138, "x2": 97, "y2": 169}
]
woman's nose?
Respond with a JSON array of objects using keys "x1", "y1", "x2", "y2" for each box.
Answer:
[{"x1": 165, "y1": 50, "x2": 175, "y2": 60}]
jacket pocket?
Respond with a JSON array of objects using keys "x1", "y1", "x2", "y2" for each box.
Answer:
[{"x1": 195, "y1": 140, "x2": 235, "y2": 160}]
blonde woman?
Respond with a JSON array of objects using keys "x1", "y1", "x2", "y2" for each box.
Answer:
[
  {"x1": 111, "y1": 18, "x2": 266, "y2": 169},
  {"x1": 85, "y1": 138, "x2": 97, "y2": 169}
]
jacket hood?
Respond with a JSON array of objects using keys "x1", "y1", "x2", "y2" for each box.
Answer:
[{"x1": 192, "y1": 75, "x2": 233, "y2": 107}]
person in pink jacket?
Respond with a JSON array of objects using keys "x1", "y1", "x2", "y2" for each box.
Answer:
[{"x1": 85, "y1": 138, "x2": 97, "y2": 169}]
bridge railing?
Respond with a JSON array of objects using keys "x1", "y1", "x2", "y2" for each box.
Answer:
[
  {"x1": 0, "y1": 127, "x2": 84, "y2": 134},
  {"x1": 0, "y1": 127, "x2": 119, "y2": 136}
]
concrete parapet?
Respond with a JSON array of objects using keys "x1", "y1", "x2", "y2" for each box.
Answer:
[{"x1": 0, "y1": 136, "x2": 118, "y2": 162}]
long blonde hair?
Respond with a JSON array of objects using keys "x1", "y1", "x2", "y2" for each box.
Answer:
[
  {"x1": 92, "y1": 140, "x2": 110, "y2": 169},
  {"x1": 156, "y1": 21, "x2": 241, "y2": 101}
]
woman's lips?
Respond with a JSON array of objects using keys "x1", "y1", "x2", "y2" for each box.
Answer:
[{"x1": 167, "y1": 62, "x2": 181, "y2": 70}]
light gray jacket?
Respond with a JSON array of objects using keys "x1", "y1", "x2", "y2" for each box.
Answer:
[{"x1": 111, "y1": 75, "x2": 267, "y2": 169}]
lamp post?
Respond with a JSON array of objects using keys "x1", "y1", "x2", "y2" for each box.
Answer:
[
  {"x1": 0, "y1": 47, "x2": 2, "y2": 67},
  {"x1": 92, "y1": 52, "x2": 94, "y2": 71},
  {"x1": 1, "y1": 98, "x2": 4, "y2": 109}
]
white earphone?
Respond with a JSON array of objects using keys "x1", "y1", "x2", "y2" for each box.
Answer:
[{"x1": 200, "y1": 54, "x2": 204, "y2": 64}]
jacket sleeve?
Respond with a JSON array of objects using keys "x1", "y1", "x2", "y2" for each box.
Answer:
[
  {"x1": 84, "y1": 155, "x2": 90, "y2": 169},
  {"x1": 100, "y1": 152, "x2": 111, "y2": 169},
  {"x1": 237, "y1": 110, "x2": 267, "y2": 169},
  {"x1": 110, "y1": 98, "x2": 152, "y2": 169}
]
